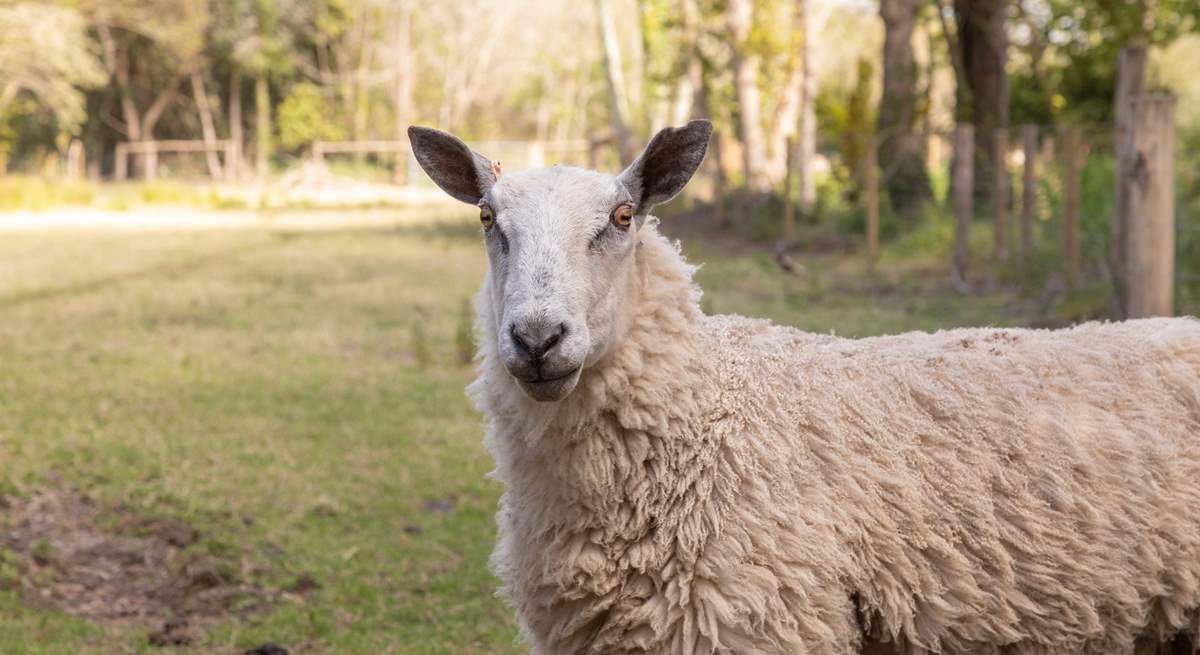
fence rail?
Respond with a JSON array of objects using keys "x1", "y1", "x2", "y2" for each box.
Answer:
[
  {"x1": 69, "y1": 106, "x2": 1200, "y2": 318},
  {"x1": 114, "y1": 139, "x2": 234, "y2": 182}
]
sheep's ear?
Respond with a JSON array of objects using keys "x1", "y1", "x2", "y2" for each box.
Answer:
[
  {"x1": 618, "y1": 119, "x2": 712, "y2": 215},
  {"x1": 407, "y1": 126, "x2": 496, "y2": 204}
]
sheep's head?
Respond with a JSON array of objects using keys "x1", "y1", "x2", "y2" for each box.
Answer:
[{"x1": 409, "y1": 121, "x2": 711, "y2": 402}]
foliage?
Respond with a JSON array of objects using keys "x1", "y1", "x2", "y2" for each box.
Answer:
[
  {"x1": 277, "y1": 82, "x2": 345, "y2": 150},
  {"x1": 0, "y1": 3, "x2": 105, "y2": 132},
  {"x1": 1009, "y1": 0, "x2": 1200, "y2": 125},
  {"x1": 816, "y1": 57, "x2": 876, "y2": 199},
  {"x1": 79, "y1": 0, "x2": 210, "y2": 63}
]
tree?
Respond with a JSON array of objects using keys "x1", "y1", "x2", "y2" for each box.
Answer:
[
  {"x1": 795, "y1": 0, "x2": 817, "y2": 212},
  {"x1": 596, "y1": 0, "x2": 636, "y2": 163},
  {"x1": 726, "y1": 0, "x2": 768, "y2": 190},
  {"x1": 84, "y1": 0, "x2": 210, "y2": 177},
  {"x1": 764, "y1": 0, "x2": 810, "y2": 185},
  {"x1": 277, "y1": 82, "x2": 344, "y2": 150},
  {"x1": 878, "y1": 0, "x2": 932, "y2": 216},
  {"x1": 0, "y1": 4, "x2": 105, "y2": 134},
  {"x1": 1013, "y1": 0, "x2": 1200, "y2": 124},
  {"x1": 389, "y1": 1, "x2": 414, "y2": 173},
  {"x1": 936, "y1": 0, "x2": 1008, "y2": 206},
  {"x1": 189, "y1": 69, "x2": 223, "y2": 179}
]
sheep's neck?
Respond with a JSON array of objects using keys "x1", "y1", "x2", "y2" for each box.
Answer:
[
  {"x1": 533, "y1": 230, "x2": 712, "y2": 510},
  {"x1": 572, "y1": 229, "x2": 704, "y2": 424}
]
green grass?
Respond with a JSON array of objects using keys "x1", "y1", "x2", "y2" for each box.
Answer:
[
  {"x1": 0, "y1": 207, "x2": 1111, "y2": 654},
  {"x1": 0, "y1": 216, "x2": 514, "y2": 654}
]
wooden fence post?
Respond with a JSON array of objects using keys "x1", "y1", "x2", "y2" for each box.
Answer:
[
  {"x1": 225, "y1": 141, "x2": 238, "y2": 182},
  {"x1": 145, "y1": 141, "x2": 159, "y2": 181},
  {"x1": 1020, "y1": 125, "x2": 1037, "y2": 278},
  {"x1": 66, "y1": 140, "x2": 85, "y2": 179},
  {"x1": 1060, "y1": 125, "x2": 1082, "y2": 291},
  {"x1": 993, "y1": 128, "x2": 1009, "y2": 263},
  {"x1": 1113, "y1": 47, "x2": 1147, "y2": 312},
  {"x1": 782, "y1": 135, "x2": 796, "y2": 243},
  {"x1": 393, "y1": 144, "x2": 406, "y2": 185},
  {"x1": 865, "y1": 133, "x2": 880, "y2": 265},
  {"x1": 953, "y1": 124, "x2": 974, "y2": 290},
  {"x1": 114, "y1": 143, "x2": 129, "y2": 181},
  {"x1": 1125, "y1": 94, "x2": 1177, "y2": 317}
]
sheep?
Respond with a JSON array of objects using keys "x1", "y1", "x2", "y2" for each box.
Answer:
[{"x1": 407, "y1": 120, "x2": 1200, "y2": 655}]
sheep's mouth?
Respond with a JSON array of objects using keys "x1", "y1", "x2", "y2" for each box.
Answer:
[
  {"x1": 516, "y1": 366, "x2": 580, "y2": 385},
  {"x1": 538, "y1": 367, "x2": 580, "y2": 383},
  {"x1": 514, "y1": 366, "x2": 582, "y2": 401}
]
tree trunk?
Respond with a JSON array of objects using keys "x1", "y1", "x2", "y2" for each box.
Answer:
[
  {"x1": 727, "y1": 0, "x2": 768, "y2": 191},
  {"x1": 1020, "y1": 125, "x2": 1037, "y2": 278},
  {"x1": 393, "y1": 5, "x2": 413, "y2": 184},
  {"x1": 765, "y1": 0, "x2": 808, "y2": 186},
  {"x1": 953, "y1": 0, "x2": 1008, "y2": 206},
  {"x1": 134, "y1": 77, "x2": 182, "y2": 181},
  {"x1": 353, "y1": 18, "x2": 375, "y2": 167},
  {"x1": 100, "y1": 25, "x2": 143, "y2": 177},
  {"x1": 992, "y1": 128, "x2": 1009, "y2": 261},
  {"x1": 255, "y1": 76, "x2": 271, "y2": 178},
  {"x1": 190, "y1": 71, "x2": 223, "y2": 180},
  {"x1": 680, "y1": 0, "x2": 705, "y2": 123},
  {"x1": 796, "y1": 0, "x2": 816, "y2": 212},
  {"x1": 229, "y1": 63, "x2": 242, "y2": 181},
  {"x1": 865, "y1": 134, "x2": 880, "y2": 263},
  {"x1": 630, "y1": 0, "x2": 647, "y2": 129},
  {"x1": 933, "y1": 0, "x2": 967, "y2": 117},
  {"x1": 97, "y1": 25, "x2": 187, "y2": 180},
  {"x1": 595, "y1": 0, "x2": 635, "y2": 164},
  {"x1": 1061, "y1": 125, "x2": 1082, "y2": 291},
  {"x1": 682, "y1": 0, "x2": 722, "y2": 204},
  {"x1": 953, "y1": 124, "x2": 975, "y2": 291},
  {"x1": 878, "y1": 0, "x2": 932, "y2": 216}
]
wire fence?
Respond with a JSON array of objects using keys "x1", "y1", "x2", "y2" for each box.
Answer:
[
  {"x1": 3, "y1": 121, "x2": 1194, "y2": 316},
  {"x1": 809, "y1": 121, "x2": 1198, "y2": 317}
]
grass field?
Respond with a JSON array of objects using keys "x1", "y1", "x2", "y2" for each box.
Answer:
[{"x1": 0, "y1": 206, "x2": 1100, "y2": 654}]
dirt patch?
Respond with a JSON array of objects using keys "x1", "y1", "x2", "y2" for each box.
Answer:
[{"x1": 0, "y1": 486, "x2": 272, "y2": 646}]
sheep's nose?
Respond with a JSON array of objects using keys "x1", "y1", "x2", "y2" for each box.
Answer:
[{"x1": 510, "y1": 321, "x2": 566, "y2": 364}]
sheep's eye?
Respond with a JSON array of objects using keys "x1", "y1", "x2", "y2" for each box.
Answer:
[
  {"x1": 480, "y1": 206, "x2": 495, "y2": 230},
  {"x1": 611, "y1": 204, "x2": 634, "y2": 230}
]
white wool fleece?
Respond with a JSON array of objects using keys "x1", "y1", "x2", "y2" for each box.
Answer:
[{"x1": 470, "y1": 224, "x2": 1200, "y2": 655}]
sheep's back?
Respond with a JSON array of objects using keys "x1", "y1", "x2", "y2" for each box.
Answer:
[{"x1": 701, "y1": 315, "x2": 1200, "y2": 654}]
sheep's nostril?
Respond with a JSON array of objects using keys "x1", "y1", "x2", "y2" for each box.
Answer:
[
  {"x1": 511, "y1": 321, "x2": 567, "y2": 362},
  {"x1": 510, "y1": 323, "x2": 532, "y2": 357},
  {"x1": 542, "y1": 324, "x2": 566, "y2": 352}
]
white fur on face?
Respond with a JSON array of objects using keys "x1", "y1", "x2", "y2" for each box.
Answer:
[{"x1": 480, "y1": 165, "x2": 639, "y2": 402}]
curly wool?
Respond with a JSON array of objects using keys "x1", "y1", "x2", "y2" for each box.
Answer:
[{"x1": 469, "y1": 224, "x2": 1200, "y2": 655}]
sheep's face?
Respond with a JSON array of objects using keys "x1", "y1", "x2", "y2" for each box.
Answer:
[
  {"x1": 472, "y1": 167, "x2": 637, "y2": 401},
  {"x1": 409, "y1": 121, "x2": 711, "y2": 402}
]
